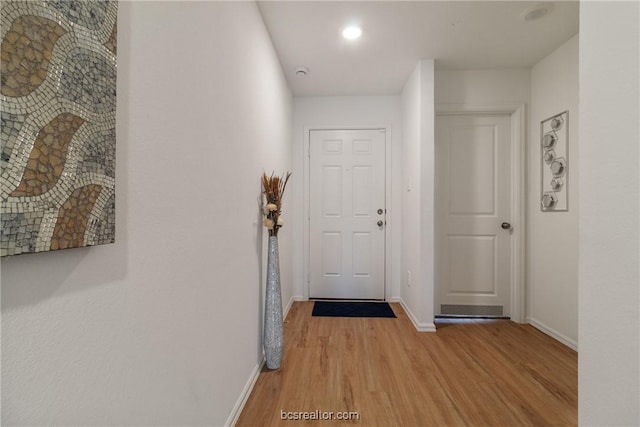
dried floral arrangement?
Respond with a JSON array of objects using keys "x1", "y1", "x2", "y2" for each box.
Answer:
[{"x1": 262, "y1": 171, "x2": 292, "y2": 237}]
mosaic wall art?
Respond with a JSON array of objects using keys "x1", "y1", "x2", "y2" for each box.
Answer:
[{"x1": 1, "y1": 1, "x2": 117, "y2": 256}]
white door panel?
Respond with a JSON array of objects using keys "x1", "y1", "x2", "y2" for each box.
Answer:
[
  {"x1": 436, "y1": 115, "x2": 512, "y2": 316},
  {"x1": 447, "y1": 235, "x2": 497, "y2": 294},
  {"x1": 309, "y1": 129, "x2": 385, "y2": 300}
]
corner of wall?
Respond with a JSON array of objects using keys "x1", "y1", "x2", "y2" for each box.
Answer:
[
  {"x1": 526, "y1": 317, "x2": 578, "y2": 351},
  {"x1": 226, "y1": 295, "x2": 299, "y2": 426},
  {"x1": 400, "y1": 59, "x2": 436, "y2": 327},
  {"x1": 390, "y1": 297, "x2": 436, "y2": 332},
  {"x1": 527, "y1": 32, "x2": 579, "y2": 346}
]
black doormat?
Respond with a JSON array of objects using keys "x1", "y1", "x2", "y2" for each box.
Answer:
[{"x1": 312, "y1": 301, "x2": 396, "y2": 318}]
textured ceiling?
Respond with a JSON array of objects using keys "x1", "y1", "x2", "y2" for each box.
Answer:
[{"x1": 258, "y1": 1, "x2": 579, "y2": 96}]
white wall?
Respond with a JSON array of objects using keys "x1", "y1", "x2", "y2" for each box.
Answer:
[
  {"x1": 527, "y1": 35, "x2": 578, "y2": 349},
  {"x1": 579, "y1": 2, "x2": 640, "y2": 425},
  {"x1": 0, "y1": 2, "x2": 293, "y2": 425},
  {"x1": 291, "y1": 96, "x2": 402, "y2": 300},
  {"x1": 400, "y1": 60, "x2": 436, "y2": 330},
  {"x1": 418, "y1": 61, "x2": 436, "y2": 329},
  {"x1": 401, "y1": 64, "x2": 422, "y2": 323},
  {"x1": 435, "y1": 68, "x2": 531, "y2": 106}
]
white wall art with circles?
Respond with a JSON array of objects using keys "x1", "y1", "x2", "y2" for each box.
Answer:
[{"x1": 540, "y1": 111, "x2": 568, "y2": 211}]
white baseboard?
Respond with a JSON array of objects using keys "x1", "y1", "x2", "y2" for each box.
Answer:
[
  {"x1": 226, "y1": 295, "x2": 299, "y2": 426},
  {"x1": 285, "y1": 296, "x2": 306, "y2": 318},
  {"x1": 283, "y1": 295, "x2": 296, "y2": 320},
  {"x1": 225, "y1": 356, "x2": 264, "y2": 427},
  {"x1": 389, "y1": 297, "x2": 436, "y2": 332},
  {"x1": 526, "y1": 317, "x2": 578, "y2": 351}
]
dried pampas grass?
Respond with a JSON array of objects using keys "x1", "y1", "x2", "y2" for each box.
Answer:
[{"x1": 262, "y1": 171, "x2": 292, "y2": 236}]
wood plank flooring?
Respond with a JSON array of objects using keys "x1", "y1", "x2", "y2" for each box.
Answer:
[{"x1": 236, "y1": 302, "x2": 577, "y2": 426}]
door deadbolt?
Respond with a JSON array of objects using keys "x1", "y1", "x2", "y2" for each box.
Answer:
[{"x1": 377, "y1": 209, "x2": 384, "y2": 215}]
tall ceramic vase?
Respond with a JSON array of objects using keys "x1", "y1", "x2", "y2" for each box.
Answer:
[{"x1": 264, "y1": 235, "x2": 283, "y2": 370}]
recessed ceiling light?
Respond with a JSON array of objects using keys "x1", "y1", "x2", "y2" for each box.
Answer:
[
  {"x1": 295, "y1": 66, "x2": 309, "y2": 76},
  {"x1": 342, "y1": 26, "x2": 362, "y2": 40},
  {"x1": 521, "y1": 3, "x2": 554, "y2": 21}
]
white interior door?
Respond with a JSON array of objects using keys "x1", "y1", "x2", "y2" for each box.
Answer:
[
  {"x1": 309, "y1": 129, "x2": 386, "y2": 300},
  {"x1": 435, "y1": 115, "x2": 512, "y2": 316}
]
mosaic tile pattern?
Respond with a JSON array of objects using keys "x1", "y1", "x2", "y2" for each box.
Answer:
[
  {"x1": 49, "y1": 0, "x2": 109, "y2": 31},
  {"x1": 1, "y1": 0, "x2": 117, "y2": 257},
  {"x1": 60, "y1": 48, "x2": 116, "y2": 113},
  {"x1": 90, "y1": 193, "x2": 114, "y2": 245},
  {"x1": 1, "y1": 15, "x2": 66, "y2": 97},
  {"x1": 79, "y1": 128, "x2": 115, "y2": 177},
  {"x1": 104, "y1": 17, "x2": 117, "y2": 55},
  {"x1": 50, "y1": 184, "x2": 102, "y2": 250},
  {"x1": 10, "y1": 113, "x2": 85, "y2": 197},
  {"x1": 1, "y1": 212, "x2": 42, "y2": 254},
  {"x1": 1, "y1": 110, "x2": 25, "y2": 168}
]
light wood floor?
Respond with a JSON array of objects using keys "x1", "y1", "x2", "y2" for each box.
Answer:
[{"x1": 236, "y1": 302, "x2": 577, "y2": 426}]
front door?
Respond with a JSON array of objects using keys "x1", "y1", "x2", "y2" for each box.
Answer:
[
  {"x1": 435, "y1": 114, "x2": 512, "y2": 316},
  {"x1": 309, "y1": 129, "x2": 386, "y2": 300}
]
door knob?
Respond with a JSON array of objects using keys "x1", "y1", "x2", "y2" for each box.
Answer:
[
  {"x1": 377, "y1": 220, "x2": 384, "y2": 227},
  {"x1": 501, "y1": 222, "x2": 512, "y2": 230}
]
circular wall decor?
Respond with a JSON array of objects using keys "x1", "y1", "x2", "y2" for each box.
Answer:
[
  {"x1": 540, "y1": 111, "x2": 568, "y2": 211},
  {"x1": 551, "y1": 117, "x2": 564, "y2": 131},
  {"x1": 550, "y1": 158, "x2": 566, "y2": 177},
  {"x1": 542, "y1": 132, "x2": 557, "y2": 149},
  {"x1": 543, "y1": 150, "x2": 556, "y2": 164},
  {"x1": 550, "y1": 178, "x2": 564, "y2": 191},
  {"x1": 541, "y1": 192, "x2": 557, "y2": 209}
]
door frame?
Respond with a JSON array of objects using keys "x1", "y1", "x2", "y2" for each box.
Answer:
[
  {"x1": 303, "y1": 125, "x2": 392, "y2": 301},
  {"x1": 435, "y1": 104, "x2": 526, "y2": 323}
]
